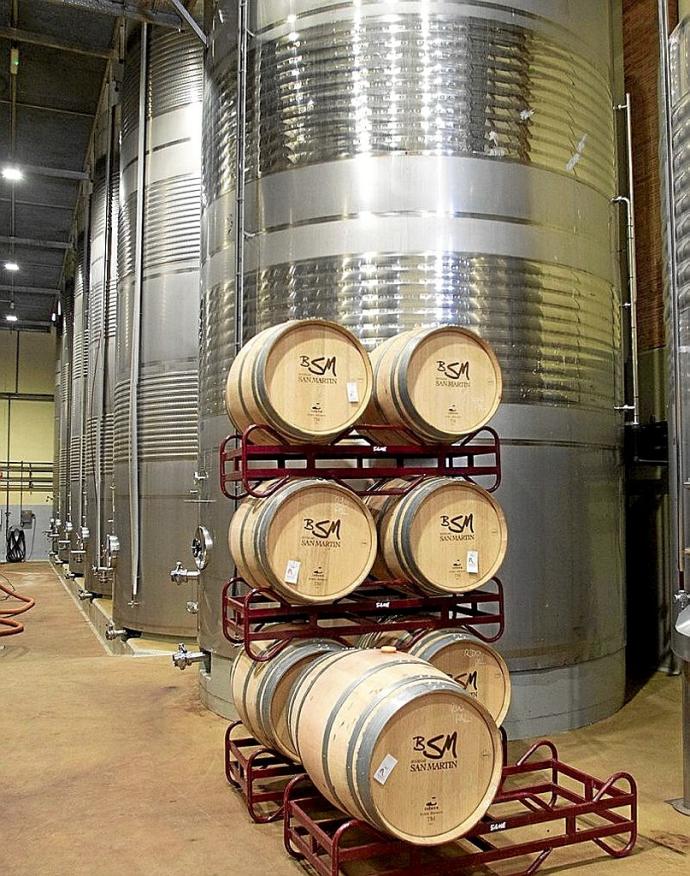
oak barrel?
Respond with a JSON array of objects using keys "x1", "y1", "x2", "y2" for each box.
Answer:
[
  {"x1": 357, "y1": 629, "x2": 510, "y2": 725},
  {"x1": 376, "y1": 477, "x2": 507, "y2": 593},
  {"x1": 362, "y1": 478, "x2": 410, "y2": 580},
  {"x1": 228, "y1": 478, "x2": 377, "y2": 603},
  {"x1": 408, "y1": 632, "x2": 511, "y2": 726},
  {"x1": 230, "y1": 636, "x2": 345, "y2": 761},
  {"x1": 287, "y1": 647, "x2": 502, "y2": 845},
  {"x1": 361, "y1": 326, "x2": 502, "y2": 444},
  {"x1": 225, "y1": 319, "x2": 373, "y2": 444}
]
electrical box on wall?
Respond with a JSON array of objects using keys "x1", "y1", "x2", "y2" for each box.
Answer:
[{"x1": 20, "y1": 510, "x2": 34, "y2": 529}]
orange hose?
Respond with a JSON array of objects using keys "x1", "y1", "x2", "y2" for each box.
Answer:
[
  {"x1": 0, "y1": 616, "x2": 25, "y2": 636},
  {"x1": 0, "y1": 580, "x2": 35, "y2": 636}
]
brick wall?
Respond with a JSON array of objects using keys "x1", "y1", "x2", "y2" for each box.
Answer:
[{"x1": 622, "y1": 0, "x2": 677, "y2": 351}]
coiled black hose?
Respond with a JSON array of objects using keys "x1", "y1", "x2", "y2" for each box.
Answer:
[{"x1": 6, "y1": 527, "x2": 26, "y2": 563}]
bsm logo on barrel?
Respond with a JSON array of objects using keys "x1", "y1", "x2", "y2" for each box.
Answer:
[
  {"x1": 436, "y1": 360, "x2": 470, "y2": 387},
  {"x1": 301, "y1": 518, "x2": 342, "y2": 547},
  {"x1": 440, "y1": 513, "x2": 475, "y2": 541},
  {"x1": 410, "y1": 732, "x2": 459, "y2": 772},
  {"x1": 299, "y1": 355, "x2": 338, "y2": 384}
]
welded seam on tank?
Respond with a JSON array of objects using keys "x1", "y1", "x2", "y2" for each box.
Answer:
[
  {"x1": 210, "y1": 153, "x2": 614, "y2": 215},
  {"x1": 319, "y1": 661, "x2": 424, "y2": 812},
  {"x1": 237, "y1": 250, "x2": 617, "y2": 291},
  {"x1": 241, "y1": 208, "x2": 610, "y2": 242},
  {"x1": 497, "y1": 437, "x2": 619, "y2": 451},
  {"x1": 255, "y1": 1, "x2": 609, "y2": 75}
]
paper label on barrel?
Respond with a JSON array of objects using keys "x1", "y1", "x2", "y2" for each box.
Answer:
[
  {"x1": 373, "y1": 753, "x2": 398, "y2": 785},
  {"x1": 284, "y1": 559, "x2": 301, "y2": 584},
  {"x1": 467, "y1": 550, "x2": 479, "y2": 574},
  {"x1": 347, "y1": 381, "x2": 359, "y2": 403}
]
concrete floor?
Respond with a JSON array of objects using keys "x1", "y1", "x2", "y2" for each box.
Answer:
[{"x1": 1, "y1": 561, "x2": 689, "y2": 876}]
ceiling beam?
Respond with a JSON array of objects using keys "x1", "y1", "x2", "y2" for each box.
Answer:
[
  {"x1": 0, "y1": 323, "x2": 52, "y2": 333},
  {"x1": 0, "y1": 392, "x2": 55, "y2": 401},
  {"x1": 0, "y1": 235, "x2": 70, "y2": 250},
  {"x1": 0, "y1": 25, "x2": 115, "y2": 59},
  {"x1": 0, "y1": 197, "x2": 74, "y2": 212},
  {"x1": 8, "y1": 164, "x2": 89, "y2": 181},
  {"x1": 0, "y1": 284, "x2": 59, "y2": 296},
  {"x1": 0, "y1": 98, "x2": 95, "y2": 119},
  {"x1": 169, "y1": 0, "x2": 206, "y2": 46},
  {"x1": 41, "y1": 0, "x2": 183, "y2": 28}
]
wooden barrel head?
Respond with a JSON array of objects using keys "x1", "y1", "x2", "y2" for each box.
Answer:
[
  {"x1": 408, "y1": 632, "x2": 511, "y2": 725},
  {"x1": 403, "y1": 326, "x2": 502, "y2": 439},
  {"x1": 367, "y1": 687, "x2": 501, "y2": 843},
  {"x1": 226, "y1": 319, "x2": 373, "y2": 443},
  {"x1": 388, "y1": 478, "x2": 507, "y2": 593},
  {"x1": 229, "y1": 479, "x2": 377, "y2": 603},
  {"x1": 362, "y1": 326, "x2": 502, "y2": 443}
]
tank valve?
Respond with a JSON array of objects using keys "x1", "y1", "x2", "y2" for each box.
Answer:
[
  {"x1": 186, "y1": 601, "x2": 199, "y2": 614},
  {"x1": 172, "y1": 642, "x2": 207, "y2": 670},
  {"x1": 105, "y1": 624, "x2": 128, "y2": 641},
  {"x1": 77, "y1": 588, "x2": 95, "y2": 601},
  {"x1": 58, "y1": 539, "x2": 70, "y2": 549},
  {"x1": 170, "y1": 562, "x2": 200, "y2": 585}
]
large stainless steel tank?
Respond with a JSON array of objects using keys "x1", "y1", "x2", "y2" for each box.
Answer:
[
  {"x1": 68, "y1": 225, "x2": 89, "y2": 578},
  {"x1": 49, "y1": 329, "x2": 63, "y2": 560},
  {"x1": 57, "y1": 289, "x2": 73, "y2": 564},
  {"x1": 197, "y1": 0, "x2": 626, "y2": 734},
  {"x1": 84, "y1": 104, "x2": 120, "y2": 597},
  {"x1": 112, "y1": 26, "x2": 202, "y2": 636}
]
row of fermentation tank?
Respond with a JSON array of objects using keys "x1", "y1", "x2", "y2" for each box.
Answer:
[{"x1": 50, "y1": 0, "x2": 625, "y2": 738}]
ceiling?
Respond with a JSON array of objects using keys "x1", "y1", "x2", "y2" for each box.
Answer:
[{"x1": 0, "y1": 0, "x2": 196, "y2": 331}]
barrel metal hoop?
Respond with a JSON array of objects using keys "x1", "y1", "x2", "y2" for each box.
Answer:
[
  {"x1": 395, "y1": 328, "x2": 447, "y2": 442},
  {"x1": 387, "y1": 333, "x2": 423, "y2": 436},
  {"x1": 393, "y1": 479, "x2": 440, "y2": 589},
  {"x1": 256, "y1": 639, "x2": 343, "y2": 750},
  {"x1": 408, "y1": 629, "x2": 474, "y2": 662},
  {"x1": 353, "y1": 677, "x2": 465, "y2": 834},
  {"x1": 320, "y1": 659, "x2": 427, "y2": 814},
  {"x1": 253, "y1": 324, "x2": 304, "y2": 440},
  {"x1": 287, "y1": 650, "x2": 353, "y2": 755},
  {"x1": 233, "y1": 340, "x2": 256, "y2": 431},
  {"x1": 253, "y1": 479, "x2": 315, "y2": 593}
]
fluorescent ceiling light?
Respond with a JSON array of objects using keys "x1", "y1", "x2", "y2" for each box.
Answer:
[
  {"x1": 1, "y1": 167, "x2": 23, "y2": 182},
  {"x1": 5, "y1": 313, "x2": 18, "y2": 322},
  {"x1": 4, "y1": 261, "x2": 19, "y2": 272}
]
